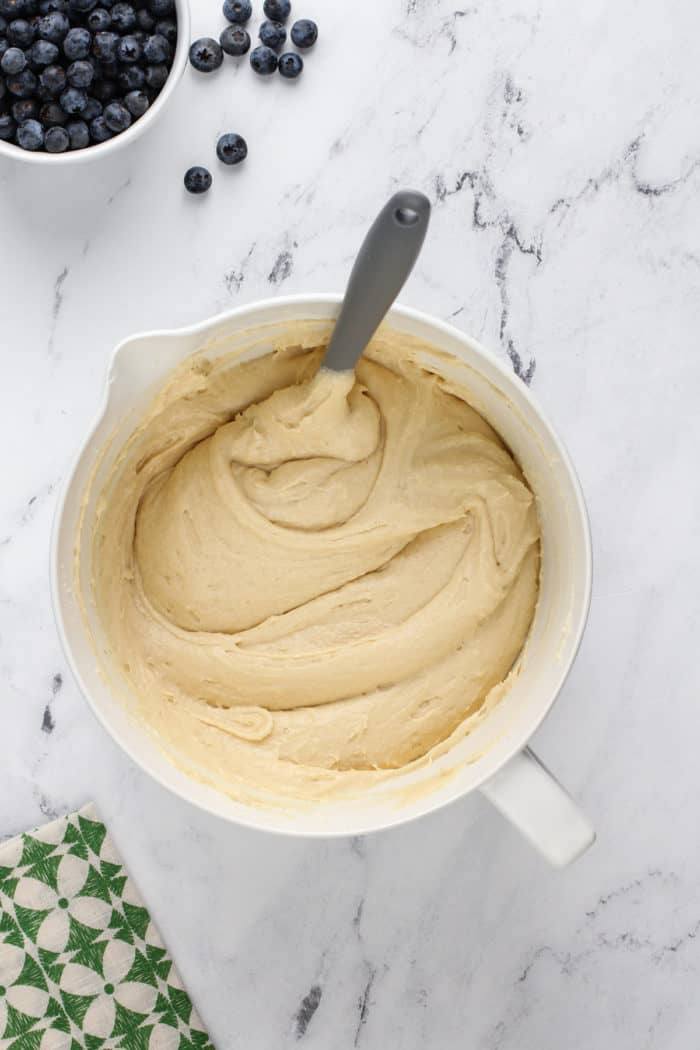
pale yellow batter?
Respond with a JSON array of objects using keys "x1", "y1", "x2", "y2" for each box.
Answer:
[{"x1": 89, "y1": 330, "x2": 540, "y2": 805}]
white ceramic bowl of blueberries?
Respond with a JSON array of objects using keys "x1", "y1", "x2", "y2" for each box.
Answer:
[
  {"x1": 0, "y1": 0, "x2": 317, "y2": 168},
  {"x1": 0, "y1": 0, "x2": 190, "y2": 161}
]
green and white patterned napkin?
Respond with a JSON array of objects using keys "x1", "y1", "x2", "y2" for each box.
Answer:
[{"x1": 0, "y1": 803, "x2": 215, "y2": 1050}]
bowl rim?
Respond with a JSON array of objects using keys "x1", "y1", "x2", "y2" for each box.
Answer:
[
  {"x1": 0, "y1": 0, "x2": 190, "y2": 166},
  {"x1": 50, "y1": 293, "x2": 593, "y2": 837}
]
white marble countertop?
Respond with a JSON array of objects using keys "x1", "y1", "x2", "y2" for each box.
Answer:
[{"x1": 2, "y1": 0, "x2": 700, "y2": 1045}]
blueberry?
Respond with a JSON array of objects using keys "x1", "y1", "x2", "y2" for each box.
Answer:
[
  {"x1": 123, "y1": 86, "x2": 147, "y2": 116},
  {"x1": 117, "y1": 34, "x2": 141, "y2": 62},
  {"x1": 143, "y1": 60, "x2": 166, "y2": 89},
  {"x1": 219, "y1": 24, "x2": 248, "y2": 55},
  {"x1": 147, "y1": 0, "x2": 172, "y2": 15},
  {"x1": 11, "y1": 96, "x2": 38, "y2": 119},
  {"x1": 259, "y1": 19, "x2": 285, "y2": 50},
  {"x1": 85, "y1": 5, "x2": 109, "y2": 28},
  {"x1": 216, "y1": 130, "x2": 246, "y2": 165},
  {"x1": 222, "y1": 0, "x2": 250, "y2": 23},
  {"x1": 109, "y1": 0, "x2": 134, "y2": 29},
  {"x1": 7, "y1": 18, "x2": 35, "y2": 45},
  {"x1": 89, "y1": 112, "x2": 111, "y2": 139},
  {"x1": 65, "y1": 116, "x2": 88, "y2": 146},
  {"x1": 39, "y1": 62, "x2": 65, "y2": 93},
  {"x1": 262, "y1": 0, "x2": 290, "y2": 21},
  {"x1": 184, "y1": 165, "x2": 211, "y2": 193},
  {"x1": 68, "y1": 0, "x2": 98, "y2": 12},
  {"x1": 249, "y1": 43, "x2": 276, "y2": 74},
  {"x1": 66, "y1": 58, "x2": 93, "y2": 85},
  {"x1": 80, "y1": 94, "x2": 100, "y2": 118},
  {"x1": 62, "y1": 26, "x2": 90, "y2": 58},
  {"x1": 0, "y1": 112, "x2": 16, "y2": 140},
  {"x1": 91, "y1": 76, "x2": 116, "y2": 99},
  {"x1": 1, "y1": 45, "x2": 26, "y2": 73},
  {"x1": 38, "y1": 0, "x2": 66, "y2": 12},
  {"x1": 154, "y1": 17, "x2": 175, "y2": 45},
  {"x1": 290, "y1": 17, "x2": 316, "y2": 47},
  {"x1": 29, "y1": 38, "x2": 58, "y2": 64},
  {"x1": 37, "y1": 10, "x2": 68, "y2": 41},
  {"x1": 188, "y1": 37, "x2": 221, "y2": 72},
  {"x1": 91, "y1": 29, "x2": 118, "y2": 60},
  {"x1": 7, "y1": 67, "x2": 37, "y2": 94},
  {"x1": 16, "y1": 116, "x2": 44, "y2": 147},
  {"x1": 135, "y1": 6, "x2": 154, "y2": 31},
  {"x1": 60, "y1": 85, "x2": 86, "y2": 111},
  {"x1": 44, "y1": 122, "x2": 68, "y2": 149},
  {"x1": 143, "y1": 32, "x2": 168, "y2": 62},
  {"x1": 96, "y1": 57, "x2": 118, "y2": 77},
  {"x1": 116, "y1": 62, "x2": 143, "y2": 89},
  {"x1": 39, "y1": 99, "x2": 66, "y2": 123},
  {"x1": 102, "y1": 97, "x2": 129, "y2": 130},
  {"x1": 278, "y1": 50, "x2": 301, "y2": 77}
]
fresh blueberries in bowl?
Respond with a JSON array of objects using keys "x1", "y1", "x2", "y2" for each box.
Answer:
[
  {"x1": 249, "y1": 43, "x2": 277, "y2": 74},
  {"x1": 188, "y1": 36, "x2": 221, "y2": 72},
  {"x1": 258, "y1": 19, "x2": 285, "y2": 51},
  {"x1": 0, "y1": 0, "x2": 178, "y2": 153},
  {"x1": 222, "y1": 0, "x2": 250, "y2": 24},
  {"x1": 219, "y1": 24, "x2": 248, "y2": 55},
  {"x1": 290, "y1": 18, "x2": 316, "y2": 47},
  {"x1": 262, "y1": 0, "x2": 290, "y2": 22}
]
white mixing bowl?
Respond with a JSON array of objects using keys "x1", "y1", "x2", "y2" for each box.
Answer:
[{"x1": 51, "y1": 295, "x2": 594, "y2": 865}]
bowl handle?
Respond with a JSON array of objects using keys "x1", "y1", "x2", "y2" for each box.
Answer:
[{"x1": 480, "y1": 747, "x2": 595, "y2": 867}]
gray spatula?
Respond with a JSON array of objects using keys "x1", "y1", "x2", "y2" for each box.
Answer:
[{"x1": 322, "y1": 189, "x2": 431, "y2": 372}]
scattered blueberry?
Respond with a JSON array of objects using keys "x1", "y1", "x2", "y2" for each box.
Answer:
[
  {"x1": 258, "y1": 19, "x2": 285, "y2": 50},
  {"x1": 263, "y1": 0, "x2": 290, "y2": 22},
  {"x1": 117, "y1": 63, "x2": 144, "y2": 89},
  {"x1": 109, "y1": 0, "x2": 134, "y2": 29},
  {"x1": 147, "y1": 0, "x2": 172, "y2": 16},
  {"x1": 7, "y1": 18, "x2": 35, "y2": 45},
  {"x1": 222, "y1": 0, "x2": 250, "y2": 23},
  {"x1": 16, "y1": 116, "x2": 44, "y2": 148},
  {"x1": 39, "y1": 99, "x2": 66, "y2": 123},
  {"x1": 7, "y1": 68, "x2": 37, "y2": 95},
  {"x1": 37, "y1": 10, "x2": 69, "y2": 41},
  {"x1": 1, "y1": 44, "x2": 25, "y2": 72},
  {"x1": 154, "y1": 17, "x2": 175, "y2": 44},
  {"x1": 184, "y1": 164, "x2": 211, "y2": 193},
  {"x1": 124, "y1": 86, "x2": 147, "y2": 115},
  {"x1": 91, "y1": 30, "x2": 118, "y2": 61},
  {"x1": 143, "y1": 31, "x2": 168, "y2": 62},
  {"x1": 290, "y1": 18, "x2": 316, "y2": 47},
  {"x1": 135, "y1": 6, "x2": 154, "y2": 30},
  {"x1": 88, "y1": 112, "x2": 111, "y2": 139},
  {"x1": 188, "y1": 37, "x2": 222, "y2": 72},
  {"x1": 85, "y1": 5, "x2": 110, "y2": 29},
  {"x1": 66, "y1": 58, "x2": 93, "y2": 86},
  {"x1": 278, "y1": 50, "x2": 301, "y2": 77},
  {"x1": 249, "y1": 43, "x2": 277, "y2": 74},
  {"x1": 44, "y1": 122, "x2": 68, "y2": 149},
  {"x1": 216, "y1": 130, "x2": 246, "y2": 164},
  {"x1": 29, "y1": 38, "x2": 58, "y2": 65},
  {"x1": 143, "y1": 60, "x2": 166, "y2": 89},
  {"x1": 39, "y1": 62, "x2": 66, "y2": 94},
  {"x1": 117, "y1": 34, "x2": 141, "y2": 62},
  {"x1": 219, "y1": 24, "x2": 248, "y2": 55},
  {"x1": 0, "y1": 112, "x2": 16, "y2": 139},
  {"x1": 65, "y1": 115, "x2": 88, "y2": 146},
  {"x1": 11, "y1": 96, "x2": 38, "y2": 119},
  {"x1": 102, "y1": 97, "x2": 129, "y2": 130},
  {"x1": 62, "y1": 25, "x2": 90, "y2": 58},
  {"x1": 59, "y1": 84, "x2": 85, "y2": 111}
]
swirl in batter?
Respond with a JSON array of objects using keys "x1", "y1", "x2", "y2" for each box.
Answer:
[{"x1": 90, "y1": 331, "x2": 540, "y2": 804}]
